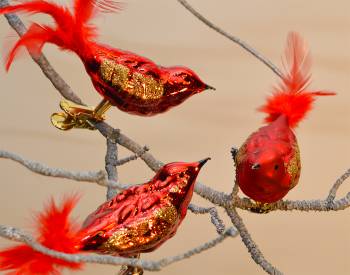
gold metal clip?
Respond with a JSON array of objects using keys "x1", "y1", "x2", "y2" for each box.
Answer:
[{"x1": 51, "y1": 99, "x2": 112, "y2": 131}]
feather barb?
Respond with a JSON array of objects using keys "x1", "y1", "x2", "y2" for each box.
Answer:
[
  {"x1": 259, "y1": 32, "x2": 335, "y2": 128},
  {"x1": 0, "y1": 195, "x2": 82, "y2": 275},
  {"x1": 0, "y1": 0, "x2": 122, "y2": 70}
]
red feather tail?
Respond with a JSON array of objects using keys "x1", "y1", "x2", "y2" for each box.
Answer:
[
  {"x1": 259, "y1": 32, "x2": 335, "y2": 128},
  {"x1": 0, "y1": 0, "x2": 122, "y2": 70},
  {"x1": 0, "y1": 195, "x2": 83, "y2": 275}
]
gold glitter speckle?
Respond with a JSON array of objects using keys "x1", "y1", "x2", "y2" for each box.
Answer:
[
  {"x1": 235, "y1": 142, "x2": 247, "y2": 166},
  {"x1": 100, "y1": 204, "x2": 178, "y2": 254},
  {"x1": 100, "y1": 59, "x2": 116, "y2": 82},
  {"x1": 127, "y1": 72, "x2": 164, "y2": 101},
  {"x1": 99, "y1": 59, "x2": 164, "y2": 102},
  {"x1": 111, "y1": 64, "x2": 129, "y2": 90},
  {"x1": 286, "y1": 143, "x2": 301, "y2": 189},
  {"x1": 169, "y1": 186, "x2": 180, "y2": 193}
]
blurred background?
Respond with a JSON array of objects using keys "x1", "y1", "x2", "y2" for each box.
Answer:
[{"x1": 0, "y1": 0, "x2": 349, "y2": 274}]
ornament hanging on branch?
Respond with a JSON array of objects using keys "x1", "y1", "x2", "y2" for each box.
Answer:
[
  {"x1": 0, "y1": 159, "x2": 210, "y2": 274},
  {"x1": 0, "y1": 0, "x2": 214, "y2": 131},
  {"x1": 231, "y1": 32, "x2": 335, "y2": 212}
]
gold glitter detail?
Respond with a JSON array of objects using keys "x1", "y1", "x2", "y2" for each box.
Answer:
[
  {"x1": 169, "y1": 185, "x2": 180, "y2": 193},
  {"x1": 99, "y1": 59, "x2": 164, "y2": 101},
  {"x1": 235, "y1": 142, "x2": 247, "y2": 166},
  {"x1": 286, "y1": 143, "x2": 301, "y2": 189},
  {"x1": 111, "y1": 64, "x2": 129, "y2": 90},
  {"x1": 100, "y1": 59, "x2": 116, "y2": 82},
  {"x1": 100, "y1": 204, "x2": 178, "y2": 254},
  {"x1": 127, "y1": 72, "x2": 164, "y2": 101}
]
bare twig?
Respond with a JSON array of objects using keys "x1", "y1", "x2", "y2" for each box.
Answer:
[
  {"x1": 95, "y1": 122, "x2": 164, "y2": 171},
  {"x1": 188, "y1": 203, "x2": 225, "y2": 234},
  {"x1": 0, "y1": 150, "x2": 106, "y2": 186},
  {"x1": 226, "y1": 208, "x2": 282, "y2": 275},
  {"x1": 116, "y1": 146, "x2": 149, "y2": 166},
  {"x1": 103, "y1": 127, "x2": 137, "y2": 275},
  {"x1": 327, "y1": 168, "x2": 350, "y2": 202},
  {"x1": 233, "y1": 195, "x2": 350, "y2": 212},
  {"x1": 0, "y1": 224, "x2": 236, "y2": 271},
  {"x1": 105, "y1": 129, "x2": 120, "y2": 200},
  {"x1": 155, "y1": 227, "x2": 237, "y2": 268},
  {"x1": 104, "y1": 129, "x2": 143, "y2": 275},
  {"x1": 176, "y1": 0, "x2": 284, "y2": 78}
]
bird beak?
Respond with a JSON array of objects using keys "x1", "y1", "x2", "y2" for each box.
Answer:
[
  {"x1": 198, "y1": 157, "x2": 211, "y2": 168},
  {"x1": 251, "y1": 163, "x2": 261, "y2": 170},
  {"x1": 205, "y1": 84, "x2": 216, "y2": 91}
]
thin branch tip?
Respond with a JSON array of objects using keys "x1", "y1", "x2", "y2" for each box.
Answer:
[{"x1": 176, "y1": 0, "x2": 284, "y2": 78}]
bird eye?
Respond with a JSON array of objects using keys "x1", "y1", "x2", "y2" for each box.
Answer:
[
  {"x1": 158, "y1": 172, "x2": 167, "y2": 181},
  {"x1": 274, "y1": 164, "x2": 279, "y2": 170},
  {"x1": 251, "y1": 163, "x2": 261, "y2": 170}
]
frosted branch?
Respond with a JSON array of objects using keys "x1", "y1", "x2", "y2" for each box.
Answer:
[
  {"x1": 0, "y1": 150, "x2": 107, "y2": 186},
  {"x1": 176, "y1": 0, "x2": 283, "y2": 78},
  {"x1": 188, "y1": 203, "x2": 226, "y2": 234},
  {"x1": 0, "y1": 149, "x2": 131, "y2": 189},
  {"x1": 327, "y1": 168, "x2": 350, "y2": 202},
  {"x1": 105, "y1": 129, "x2": 120, "y2": 200},
  {"x1": 116, "y1": 146, "x2": 149, "y2": 166},
  {"x1": 226, "y1": 208, "x2": 282, "y2": 275},
  {"x1": 0, "y1": 224, "x2": 236, "y2": 271}
]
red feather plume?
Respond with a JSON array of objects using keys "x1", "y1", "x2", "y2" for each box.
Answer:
[
  {"x1": 0, "y1": 0, "x2": 122, "y2": 70},
  {"x1": 0, "y1": 195, "x2": 82, "y2": 275},
  {"x1": 259, "y1": 32, "x2": 335, "y2": 128}
]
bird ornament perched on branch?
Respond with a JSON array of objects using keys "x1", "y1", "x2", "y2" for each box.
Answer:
[
  {"x1": 0, "y1": 159, "x2": 210, "y2": 274},
  {"x1": 0, "y1": 0, "x2": 214, "y2": 130},
  {"x1": 231, "y1": 32, "x2": 335, "y2": 212}
]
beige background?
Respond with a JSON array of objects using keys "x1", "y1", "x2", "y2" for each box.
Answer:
[{"x1": 0, "y1": 0, "x2": 349, "y2": 274}]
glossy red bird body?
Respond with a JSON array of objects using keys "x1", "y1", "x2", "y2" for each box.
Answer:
[
  {"x1": 0, "y1": 0, "x2": 211, "y2": 118},
  {"x1": 234, "y1": 32, "x2": 335, "y2": 204},
  {"x1": 0, "y1": 159, "x2": 209, "y2": 274},
  {"x1": 78, "y1": 159, "x2": 209, "y2": 255},
  {"x1": 235, "y1": 115, "x2": 300, "y2": 203},
  {"x1": 87, "y1": 44, "x2": 210, "y2": 115}
]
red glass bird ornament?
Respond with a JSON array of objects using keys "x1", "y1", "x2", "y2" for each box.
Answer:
[
  {"x1": 0, "y1": 159, "x2": 209, "y2": 274},
  {"x1": 231, "y1": 32, "x2": 335, "y2": 211},
  {"x1": 0, "y1": 0, "x2": 214, "y2": 130}
]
